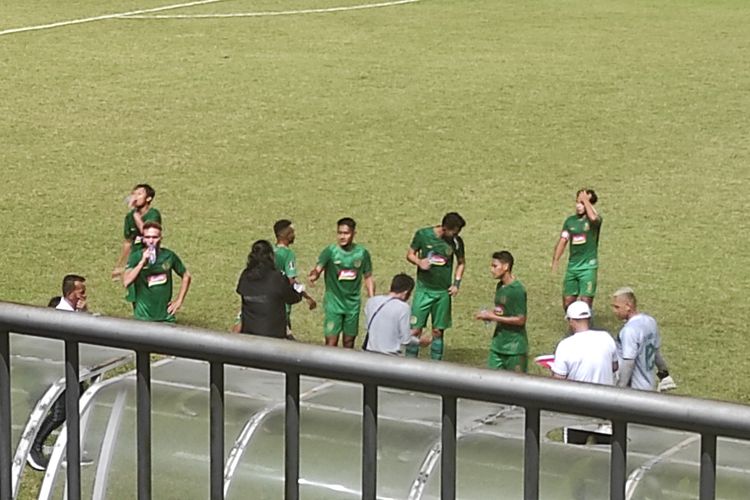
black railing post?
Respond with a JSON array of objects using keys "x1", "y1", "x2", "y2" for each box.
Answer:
[
  {"x1": 441, "y1": 395, "x2": 457, "y2": 500},
  {"x1": 524, "y1": 406, "x2": 540, "y2": 500},
  {"x1": 0, "y1": 329, "x2": 11, "y2": 500},
  {"x1": 136, "y1": 352, "x2": 151, "y2": 500},
  {"x1": 65, "y1": 341, "x2": 81, "y2": 500},
  {"x1": 285, "y1": 372, "x2": 300, "y2": 500},
  {"x1": 210, "y1": 362, "x2": 225, "y2": 500},
  {"x1": 699, "y1": 433, "x2": 717, "y2": 500},
  {"x1": 362, "y1": 383, "x2": 378, "y2": 499}
]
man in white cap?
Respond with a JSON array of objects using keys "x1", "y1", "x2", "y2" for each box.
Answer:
[{"x1": 550, "y1": 301, "x2": 618, "y2": 385}]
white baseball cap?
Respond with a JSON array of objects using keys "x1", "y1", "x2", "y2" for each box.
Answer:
[{"x1": 566, "y1": 301, "x2": 592, "y2": 320}]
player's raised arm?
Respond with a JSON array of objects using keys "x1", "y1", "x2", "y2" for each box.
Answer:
[{"x1": 578, "y1": 189, "x2": 600, "y2": 223}]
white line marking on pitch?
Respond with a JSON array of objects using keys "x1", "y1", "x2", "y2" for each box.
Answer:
[
  {"x1": 0, "y1": 0, "x2": 226, "y2": 37},
  {"x1": 122, "y1": 0, "x2": 420, "y2": 19}
]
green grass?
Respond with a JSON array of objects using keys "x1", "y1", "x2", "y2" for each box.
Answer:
[{"x1": 3, "y1": 1, "x2": 750, "y2": 494}]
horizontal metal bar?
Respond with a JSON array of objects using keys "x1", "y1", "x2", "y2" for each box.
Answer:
[{"x1": 3, "y1": 303, "x2": 750, "y2": 441}]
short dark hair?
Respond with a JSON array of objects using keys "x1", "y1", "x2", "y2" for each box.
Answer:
[
  {"x1": 577, "y1": 188, "x2": 598, "y2": 205},
  {"x1": 142, "y1": 221, "x2": 162, "y2": 233},
  {"x1": 62, "y1": 274, "x2": 85, "y2": 296},
  {"x1": 492, "y1": 251, "x2": 514, "y2": 272},
  {"x1": 47, "y1": 296, "x2": 62, "y2": 308},
  {"x1": 134, "y1": 183, "x2": 156, "y2": 200},
  {"x1": 390, "y1": 273, "x2": 415, "y2": 294},
  {"x1": 337, "y1": 217, "x2": 356, "y2": 231},
  {"x1": 273, "y1": 219, "x2": 293, "y2": 238},
  {"x1": 441, "y1": 212, "x2": 466, "y2": 231}
]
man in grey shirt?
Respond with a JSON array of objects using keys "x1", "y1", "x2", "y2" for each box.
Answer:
[
  {"x1": 363, "y1": 274, "x2": 431, "y2": 355},
  {"x1": 611, "y1": 287, "x2": 676, "y2": 391}
]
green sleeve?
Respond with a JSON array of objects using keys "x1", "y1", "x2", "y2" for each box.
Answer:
[
  {"x1": 285, "y1": 252, "x2": 298, "y2": 279},
  {"x1": 126, "y1": 247, "x2": 141, "y2": 269},
  {"x1": 144, "y1": 208, "x2": 161, "y2": 224},
  {"x1": 172, "y1": 253, "x2": 187, "y2": 277},
  {"x1": 123, "y1": 213, "x2": 133, "y2": 240},
  {"x1": 317, "y1": 246, "x2": 331, "y2": 268},
  {"x1": 362, "y1": 248, "x2": 373, "y2": 275},
  {"x1": 455, "y1": 236, "x2": 465, "y2": 260},
  {"x1": 409, "y1": 230, "x2": 422, "y2": 251},
  {"x1": 506, "y1": 286, "x2": 527, "y2": 317}
]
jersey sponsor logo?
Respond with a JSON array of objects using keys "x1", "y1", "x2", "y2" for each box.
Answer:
[
  {"x1": 338, "y1": 269, "x2": 358, "y2": 281},
  {"x1": 147, "y1": 273, "x2": 168, "y2": 287},
  {"x1": 428, "y1": 253, "x2": 448, "y2": 266},
  {"x1": 494, "y1": 305, "x2": 505, "y2": 316},
  {"x1": 572, "y1": 234, "x2": 587, "y2": 245}
]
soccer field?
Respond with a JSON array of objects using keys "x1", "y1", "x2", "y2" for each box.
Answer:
[{"x1": 2, "y1": 0, "x2": 750, "y2": 412}]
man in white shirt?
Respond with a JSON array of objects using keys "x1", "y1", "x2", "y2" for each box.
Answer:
[
  {"x1": 27, "y1": 274, "x2": 89, "y2": 471},
  {"x1": 363, "y1": 274, "x2": 431, "y2": 355},
  {"x1": 611, "y1": 287, "x2": 677, "y2": 391},
  {"x1": 55, "y1": 274, "x2": 88, "y2": 312},
  {"x1": 551, "y1": 301, "x2": 617, "y2": 385}
]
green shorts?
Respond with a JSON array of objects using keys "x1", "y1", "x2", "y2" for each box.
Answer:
[
  {"x1": 410, "y1": 287, "x2": 451, "y2": 330},
  {"x1": 563, "y1": 267, "x2": 598, "y2": 298},
  {"x1": 324, "y1": 309, "x2": 359, "y2": 337},
  {"x1": 487, "y1": 352, "x2": 528, "y2": 372}
]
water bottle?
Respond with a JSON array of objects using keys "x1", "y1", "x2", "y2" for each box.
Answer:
[{"x1": 148, "y1": 244, "x2": 157, "y2": 265}]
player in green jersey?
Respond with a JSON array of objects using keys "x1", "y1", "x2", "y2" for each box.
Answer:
[
  {"x1": 112, "y1": 183, "x2": 162, "y2": 280},
  {"x1": 274, "y1": 219, "x2": 317, "y2": 338},
  {"x1": 405, "y1": 212, "x2": 466, "y2": 360},
  {"x1": 552, "y1": 189, "x2": 602, "y2": 312},
  {"x1": 308, "y1": 217, "x2": 374, "y2": 348},
  {"x1": 475, "y1": 251, "x2": 528, "y2": 371},
  {"x1": 123, "y1": 221, "x2": 192, "y2": 322}
]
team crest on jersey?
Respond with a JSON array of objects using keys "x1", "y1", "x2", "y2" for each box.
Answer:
[
  {"x1": 499, "y1": 295, "x2": 507, "y2": 305},
  {"x1": 445, "y1": 246, "x2": 454, "y2": 257},
  {"x1": 354, "y1": 260, "x2": 362, "y2": 268},
  {"x1": 584, "y1": 222, "x2": 590, "y2": 231}
]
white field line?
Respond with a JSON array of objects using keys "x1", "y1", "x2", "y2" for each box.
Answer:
[
  {"x1": 0, "y1": 0, "x2": 226, "y2": 37},
  {"x1": 122, "y1": 0, "x2": 420, "y2": 19}
]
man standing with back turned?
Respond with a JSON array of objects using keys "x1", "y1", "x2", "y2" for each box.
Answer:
[
  {"x1": 552, "y1": 189, "x2": 602, "y2": 312},
  {"x1": 406, "y1": 212, "x2": 466, "y2": 360}
]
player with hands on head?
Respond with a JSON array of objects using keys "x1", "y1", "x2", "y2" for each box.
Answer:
[{"x1": 552, "y1": 188, "x2": 602, "y2": 312}]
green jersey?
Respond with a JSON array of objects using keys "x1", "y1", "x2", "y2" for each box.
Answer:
[
  {"x1": 126, "y1": 246, "x2": 186, "y2": 322},
  {"x1": 410, "y1": 227, "x2": 465, "y2": 290},
  {"x1": 124, "y1": 207, "x2": 162, "y2": 248},
  {"x1": 317, "y1": 243, "x2": 372, "y2": 313},
  {"x1": 274, "y1": 245, "x2": 298, "y2": 279},
  {"x1": 561, "y1": 214, "x2": 602, "y2": 271},
  {"x1": 490, "y1": 279, "x2": 528, "y2": 355}
]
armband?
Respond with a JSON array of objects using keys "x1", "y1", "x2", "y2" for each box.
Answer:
[{"x1": 453, "y1": 279, "x2": 462, "y2": 289}]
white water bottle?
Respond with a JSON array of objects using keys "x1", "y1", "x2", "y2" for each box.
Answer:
[{"x1": 148, "y1": 244, "x2": 157, "y2": 265}]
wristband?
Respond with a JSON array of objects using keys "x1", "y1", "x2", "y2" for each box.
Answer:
[{"x1": 453, "y1": 279, "x2": 462, "y2": 289}]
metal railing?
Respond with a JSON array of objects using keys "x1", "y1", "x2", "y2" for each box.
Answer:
[{"x1": 2, "y1": 301, "x2": 750, "y2": 500}]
